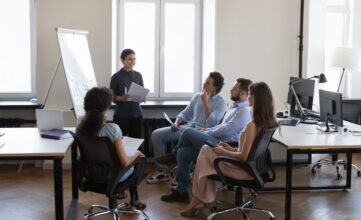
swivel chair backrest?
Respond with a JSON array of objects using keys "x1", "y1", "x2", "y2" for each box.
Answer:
[
  {"x1": 246, "y1": 126, "x2": 277, "y2": 187},
  {"x1": 73, "y1": 135, "x2": 120, "y2": 186}
]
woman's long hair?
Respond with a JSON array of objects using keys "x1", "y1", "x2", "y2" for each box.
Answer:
[
  {"x1": 250, "y1": 82, "x2": 278, "y2": 130},
  {"x1": 77, "y1": 87, "x2": 113, "y2": 136}
]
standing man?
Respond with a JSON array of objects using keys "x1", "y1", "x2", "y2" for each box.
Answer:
[
  {"x1": 159, "y1": 78, "x2": 253, "y2": 202},
  {"x1": 110, "y1": 49, "x2": 144, "y2": 138},
  {"x1": 146, "y1": 72, "x2": 227, "y2": 184}
]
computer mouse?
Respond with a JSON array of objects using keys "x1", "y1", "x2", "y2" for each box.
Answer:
[{"x1": 276, "y1": 112, "x2": 284, "y2": 118}]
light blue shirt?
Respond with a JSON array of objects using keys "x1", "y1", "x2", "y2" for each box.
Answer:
[
  {"x1": 97, "y1": 123, "x2": 134, "y2": 182},
  {"x1": 97, "y1": 123, "x2": 123, "y2": 142},
  {"x1": 203, "y1": 101, "x2": 251, "y2": 142},
  {"x1": 178, "y1": 93, "x2": 227, "y2": 128}
]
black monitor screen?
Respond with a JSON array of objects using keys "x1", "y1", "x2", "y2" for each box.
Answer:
[
  {"x1": 287, "y1": 77, "x2": 315, "y2": 115},
  {"x1": 319, "y1": 89, "x2": 343, "y2": 127},
  {"x1": 342, "y1": 99, "x2": 361, "y2": 124}
]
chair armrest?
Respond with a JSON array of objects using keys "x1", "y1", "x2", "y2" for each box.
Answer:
[{"x1": 213, "y1": 156, "x2": 264, "y2": 189}]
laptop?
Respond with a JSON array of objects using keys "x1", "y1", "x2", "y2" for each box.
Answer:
[{"x1": 36, "y1": 109, "x2": 64, "y2": 131}]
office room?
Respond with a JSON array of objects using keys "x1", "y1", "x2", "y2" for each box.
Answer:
[{"x1": 1, "y1": 0, "x2": 361, "y2": 219}]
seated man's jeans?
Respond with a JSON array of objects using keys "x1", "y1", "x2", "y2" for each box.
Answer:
[
  {"x1": 152, "y1": 124, "x2": 189, "y2": 172},
  {"x1": 175, "y1": 128, "x2": 219, "y2": 193}
]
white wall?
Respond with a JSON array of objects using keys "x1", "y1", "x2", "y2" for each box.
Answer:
[
  {"x1": 215, "y1": 0, "x2": 300, "y2": 109},
  {"x1": 36, "y1": 0, "x2": 112, "y2": 110},
  {"x1": 33, "y1": 0, "x2": 301, "y2": 114}
]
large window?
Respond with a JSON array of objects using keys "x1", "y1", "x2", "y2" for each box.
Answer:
[
  {"x1": 114, "y1": 0, "x2": 203, "y2": 99},
  {"x1": 323, "y1": 0, "x2": 354, "y2": 91},
  {"x1": 0, "y1": 0, "x2": 36, "y2": 100}
]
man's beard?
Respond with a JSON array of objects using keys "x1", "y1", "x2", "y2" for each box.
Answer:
[{"x1": 231, "y1": 94, "x2": 241, "y2": 102}]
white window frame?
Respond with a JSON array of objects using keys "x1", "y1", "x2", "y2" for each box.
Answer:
[
  {"x1": 0, "y1": 0, "x2": 36, "y2": 101},
  {"x1": 114, "y1": 0, "x2": 203, "y2": 99}
]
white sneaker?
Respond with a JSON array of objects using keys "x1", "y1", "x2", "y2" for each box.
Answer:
[
  {"x1": 170, "y1": 180, "x2": 178, "y2": 191},
  {"x1": 146, "y1": 171, "x2": 170, "y2": 184}
]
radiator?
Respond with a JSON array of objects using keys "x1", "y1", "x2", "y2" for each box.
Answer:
[{"x1": 142, "y1": 118, "x2": 176, "y2": 157}]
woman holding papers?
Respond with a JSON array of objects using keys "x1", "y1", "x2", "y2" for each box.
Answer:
[
  {"x1": 77, "y1": 87, "x2": 146, "y2": 210},
  {"x1": 110, "y1": 48, "x2": 144, "y2": 138}
]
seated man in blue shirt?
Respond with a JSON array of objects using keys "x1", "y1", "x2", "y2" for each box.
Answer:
[
  {"x1": 146, "y1": 72, "x2": 227, "y2": 184},
  {"x1": 159, "y1": 78, "x2": 253, "y2": 202}
]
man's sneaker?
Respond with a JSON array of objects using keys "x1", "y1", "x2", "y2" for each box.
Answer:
[
  {"x1": 146, "y1": 171, "x2": 170, "y2": 184},
  {"x1": 170, "y1": 180, "x2": 178, "y2": 191},
  {"x1": 155, "y1": 153, "x2": 177, "y2": 166},
  {"x1": 160, "y1": 191, "x2": 189, "y2": 203}
]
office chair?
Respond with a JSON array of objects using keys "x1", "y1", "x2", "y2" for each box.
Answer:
[
  {"x1": 207, "y1": 127, "x2": 277, "y2": 220},
  {"x1": 311, "y1": 153, "x2": 361, "y2": 179},
  {"x1": 72, "y1": 134, "x2": 149, "y2": 220}
]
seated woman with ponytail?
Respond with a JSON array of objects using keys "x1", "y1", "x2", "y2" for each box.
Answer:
[{"x1": 76, "y1": 87, "x2": 146, "y2": 210}]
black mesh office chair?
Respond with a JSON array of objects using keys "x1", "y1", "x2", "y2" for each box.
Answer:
[
  {"x1": 311, "y1": 104, "x2": 361, "y2": 179},
  {"x1": 311, "y1": 153, "x2": 361, "y2": 179},
  {"x1": 72, "y1": 134, "x2": 149, "y2": 220},
  {"x1": 207, "y1": 127, "x2": 277, "y2": 220}
]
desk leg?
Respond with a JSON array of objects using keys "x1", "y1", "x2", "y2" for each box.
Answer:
[
  {"x1": 285, "y1": 150, "x2": 293, "y2": 220},
  {"x1": 346, "y1": 152, "x2": 352, "y2": 189},
  {"x1": 71, "y1": 141, "x2": 78, "y2": 199},
  {"x1": 54, "y1": 158, "x2": 64, "y2": 220}
]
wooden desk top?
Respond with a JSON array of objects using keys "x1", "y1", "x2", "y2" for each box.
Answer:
[
  {"x1": 273, "y1": 121, "x2": 361, "y2": 150},
  {"x1": 0, "y1": 128, "x2": 73, "y2": 157}
]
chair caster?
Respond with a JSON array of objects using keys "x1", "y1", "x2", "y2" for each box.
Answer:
[
  {"x1": 337, "y1": 174, "x2": 342, "y2": 180},
  {"x1": 357, "y1": 170, "x2": 361, "y2": 177}
]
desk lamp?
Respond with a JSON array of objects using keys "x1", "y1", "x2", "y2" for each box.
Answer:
[
  {"x1": 289, "y1": 73, "x2": 327, "y2": 122},
  {"x1": 329, "y1": 47, "x2": 361, "y2": 92}
]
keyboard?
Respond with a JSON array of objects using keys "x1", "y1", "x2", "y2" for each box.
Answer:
[{"x1": 304, "y1": 109, "x2": 320, "y2": 118}]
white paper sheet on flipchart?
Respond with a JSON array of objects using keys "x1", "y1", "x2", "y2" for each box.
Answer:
[
  {"x1": 128, "y1": 82, "x2": 150, "y2": 103},
  {"x1": 163, "y1": 112, "x2": 174, "y2": 126},
  {"x1": 122, "y1": 136, "x2": 144, "y2": 156}
]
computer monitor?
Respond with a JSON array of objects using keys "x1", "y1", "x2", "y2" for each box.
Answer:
[
  {"x1": 342, "y1": 99, "x2": 361, "y2": 125},
  {"x1": 287, "y1": 77, "x2": 315, "y2": 116},
  {"x1": 319, "y1": 89, "x2": 343, "y2": 127}
]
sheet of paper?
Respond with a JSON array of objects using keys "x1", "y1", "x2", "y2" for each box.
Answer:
[
  {"x1": 122, "y1": 136, "x2": 144, "y2": 156},
  {"x1": 163, "y1": 112, "x2": 174, "y2": 126},
  {"x1": 128, "y1": 82, "x2": 150, "y2": 103}
]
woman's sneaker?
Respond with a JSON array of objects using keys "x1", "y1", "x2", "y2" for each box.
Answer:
[{"x1": 146, "y1": 171, "x2": 170, "y2": 184}]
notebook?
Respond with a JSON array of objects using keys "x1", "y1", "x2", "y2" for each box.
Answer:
[
  {"x1": 40, "y1": 129, "x2": 71, "y2": 140},
  {"x1": 278, "y1": 118, "x2": 300, "y2": 126}
]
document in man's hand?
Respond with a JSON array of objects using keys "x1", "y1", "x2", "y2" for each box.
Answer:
[
  {"x1": 163, "y1": 112, "x2": 174, "y2": 126},
  {"x1": 122, "y1": 136, "x2": 144, "y2": 156},
  {"x1": 128, "y1": 82, "x2": 150, "y2": 103},
  {"x1": 40, "y1": 129, "x2": 72, "y2": 140}
]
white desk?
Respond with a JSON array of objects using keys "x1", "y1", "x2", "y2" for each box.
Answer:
[
  {"x1": 272, "y1": 121, "x2": 361, "y2": 220},
  {"x1": 0, "y1": 128, "x2": 73, "y2": 220}
]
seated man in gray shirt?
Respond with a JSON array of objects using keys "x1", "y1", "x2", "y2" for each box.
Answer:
[{"x1": 147, "y1": 72, "x2": 227, "y2": 184}]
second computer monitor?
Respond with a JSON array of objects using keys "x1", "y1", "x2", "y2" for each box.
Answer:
[
  {"x1": 319, "y1": 89, "x2": 343, "y2": 127},
  {"x1": 287, "y1": 77, "x2": 315, "y2": 116}
]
